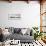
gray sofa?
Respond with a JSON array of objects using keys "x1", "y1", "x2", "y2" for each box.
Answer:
[
  {"x1": 4, "y1": 27, "x2": 34, "y2": 43},
  {"x1": 8, "y1": 33, "x2": 34, "y2": 43}
]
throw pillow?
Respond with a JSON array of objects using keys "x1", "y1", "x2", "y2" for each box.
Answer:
[
  {"x1": 14, "y1": 28, "x2": 21, "y2": 33},
  {"x1": 21, "y1": 28, "x2": 27, "y2": 35}
]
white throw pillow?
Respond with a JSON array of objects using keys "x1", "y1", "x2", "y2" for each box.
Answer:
[{"x1": 21, "y1": 28, "x2": 27, "y2": 35}]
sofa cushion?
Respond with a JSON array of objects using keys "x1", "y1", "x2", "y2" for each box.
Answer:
[{"x1": 8, "y1": 33, "x2": 34, "y2": 43}]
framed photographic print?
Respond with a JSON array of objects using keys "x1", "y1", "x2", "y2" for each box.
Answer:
[{"x1": 8, "y1": 14, "x2": 21, "y2": 20}]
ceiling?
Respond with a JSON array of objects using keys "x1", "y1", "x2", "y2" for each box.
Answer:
[
  {"x1": 0, "y1": 0, "x2": 45, "y2": 4},
  {"x1": 0, "y1": 0, "x2": 41, "y2": 1}
]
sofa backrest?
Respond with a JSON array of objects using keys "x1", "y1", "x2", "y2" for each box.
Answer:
[{"x1": 8, "y1": 27, "x2": 33, "y2": 36}]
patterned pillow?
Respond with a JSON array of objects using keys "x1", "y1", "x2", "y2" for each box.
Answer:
[
  {"x1": 14, "y1": 28, "x2": 21, "y2": 33},
  {"x1": 8, "y1": 27, "x2": 14, "y2": 34}
]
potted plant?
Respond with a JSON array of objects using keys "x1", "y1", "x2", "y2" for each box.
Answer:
[
  {"x1": 32, "y1": 27, "x2": 43, "y2": 40},
  {"x1": 32, "y1": 27, "x2": 38, "y2": 40}
]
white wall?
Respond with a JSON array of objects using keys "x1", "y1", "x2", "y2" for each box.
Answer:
[{"x1": 0, "y1": 1, "x2": 40, "y2": 28}]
